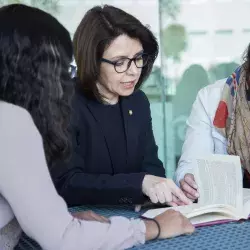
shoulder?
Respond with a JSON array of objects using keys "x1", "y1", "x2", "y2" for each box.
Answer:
[
  {"x1": 128, "y1": 89, "x2": 149, "y2": 105},
  {"x1": 71, "y1": 84, "x2": 89, "y2": 121},
  {"x1": 0, "y1": 101, "x2": 40, "y2": 140},
  {"x1": 72, "y1": 84, "x2": 87, "y2": 105},
  {"x1": 0, "y1": 101, "x2": 33, "y2": 126},
  {"x1": 197, "y1": 79, "x2": 225, "y2": 100},
  {"x1": 192, "y1": 79, "x2": 225, "y2": 117}
]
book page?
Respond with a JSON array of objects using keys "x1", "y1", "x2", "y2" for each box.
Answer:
[
  {"x1": 194, "y1": 155, "x2": 243, "y2": 213},
  {"x1": 190, "y1": 212, "x2": 235, "y2": 226},
  {"x1": 243, "y1": 188, "x2": 250, "y2": 204},
  {"x1": 142, "y1": 204, "x2": 202, "y2": 219},
  {"x1": 242, "y1": 188, "x2": 250, "y2": 218},
  {"x1": 142, "y1": 203, "x2": 238, "y2": 221}
]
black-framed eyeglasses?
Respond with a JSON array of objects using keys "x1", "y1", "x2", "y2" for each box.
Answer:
[{"x1": 101, "y1": 53, "x2": 150, "y2": 73}]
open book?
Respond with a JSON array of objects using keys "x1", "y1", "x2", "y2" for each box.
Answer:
[{"x1": 142, "y1": 155, "x2": 250, "y2": 227}]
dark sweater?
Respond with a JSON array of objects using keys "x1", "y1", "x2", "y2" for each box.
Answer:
[{"x1": 52, "y1": 86, "x2": 165, "y2": 206}]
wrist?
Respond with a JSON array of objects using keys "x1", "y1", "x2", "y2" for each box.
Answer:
[
  {"x1": 143, "y1": 218, "x2": 161, "y2": 241},
  {"x1": 144, "y1": 220, "x2": 158, "y2": 241}
]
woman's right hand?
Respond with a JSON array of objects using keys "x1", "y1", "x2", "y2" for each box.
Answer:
[
  {"x1": 144, "y1": 210, "x2": 195, "y2": 240},
  {"x1": 179, "y1": 173, "x2": 199, "y2": 201},
  {"x1": 142, "y1": 175, "x2": 192, "y2": 206}
]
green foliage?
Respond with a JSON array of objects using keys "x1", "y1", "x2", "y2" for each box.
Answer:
[
  {"x1": 30, "y1": 0, "x2": 59, "y2": 13},
  {"x1": 0, "y1": 0, "x2": 59, "y2": 13},
  {"x1": 0, "y1": 0, "x2": 22, "y2": 4},
  {"x1": 160, "y1": 0, "x2": 181, "y2": 20},
  {"x1": 162, "y1": 23, "x2": 187, "y2": 61}
]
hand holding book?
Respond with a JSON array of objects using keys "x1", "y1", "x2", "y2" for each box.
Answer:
[
  {"x1": 142, "y1": 155, "x2": 250, "y2": 227},
  {"x1": 179, "y1": 173, "x2": 200, "y2": 201}
]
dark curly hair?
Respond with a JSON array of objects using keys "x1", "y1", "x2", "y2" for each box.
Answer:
[
  {"x1": 243, "y1": 44, "x2": 250, "y2": 80},
  {"x1": 0, "y1": 4, "x2": 73, "y2": 167},
  {"x1": 73, "y1": 5, "x2": 159, "y2": 101}
]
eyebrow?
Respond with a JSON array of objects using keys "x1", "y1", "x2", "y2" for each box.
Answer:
[{"x1": 110, "y1": 50, "x2": 144, "y2": 60}]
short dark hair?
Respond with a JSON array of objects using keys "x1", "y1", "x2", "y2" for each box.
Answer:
[
  {"x1": 73, "y1": 5, "x2": 159, "y2": 101},
  {"x1": 0, "y1": 4, "x2": 73, "y2": 167}
]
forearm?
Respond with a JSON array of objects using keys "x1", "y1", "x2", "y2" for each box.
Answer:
[{"x1": 58, "y1": 171, "x2": 147, "y2": 206}]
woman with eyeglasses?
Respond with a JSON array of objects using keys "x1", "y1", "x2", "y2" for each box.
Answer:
[
  {"x1": 52, "y1": 5, "x2": 191, "y2": 208},
  {"x1": 0, "y1": 4, "x2": 195, "y2": 249}
]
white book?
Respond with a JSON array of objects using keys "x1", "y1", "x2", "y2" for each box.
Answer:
[{"x1": 142, "y1": 155, "x2": 250, "y2": 227}]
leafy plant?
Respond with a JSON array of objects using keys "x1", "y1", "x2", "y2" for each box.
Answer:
[
  {"x1": 0, "y1": 0, "x2": 22, "y2": 4},
  {"x1": 163, "y1": 23, "x2": 187, "y2": 62},
  {"x1": 0, "y1": 0, "x2": 59, "y2": 14},
  {"x1": 30, "y1": 0, "x2": 59, "y2": 14},
  {"x1": 160, "y1": 0, "x2": 181, "y2": 20}
]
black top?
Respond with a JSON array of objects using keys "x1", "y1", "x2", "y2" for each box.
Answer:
[
  {"x1": 99, "y1": 102, "x2": 127, "y2": 173},
  {"x1": 52, "y1": 84, "x2": 165, "y2": 206}
]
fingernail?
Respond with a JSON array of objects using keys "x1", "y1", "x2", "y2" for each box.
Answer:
[
  {"x1": 193, "y1": 184, "x2": 198, "y2": 189},
  {"x1": 195, "y1": 192, "x2": 199, "y2": 198}
]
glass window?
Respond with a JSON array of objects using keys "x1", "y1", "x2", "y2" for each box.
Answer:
[{"x1": 2, "y1": 0, "x2": 249, "y2": 178}]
